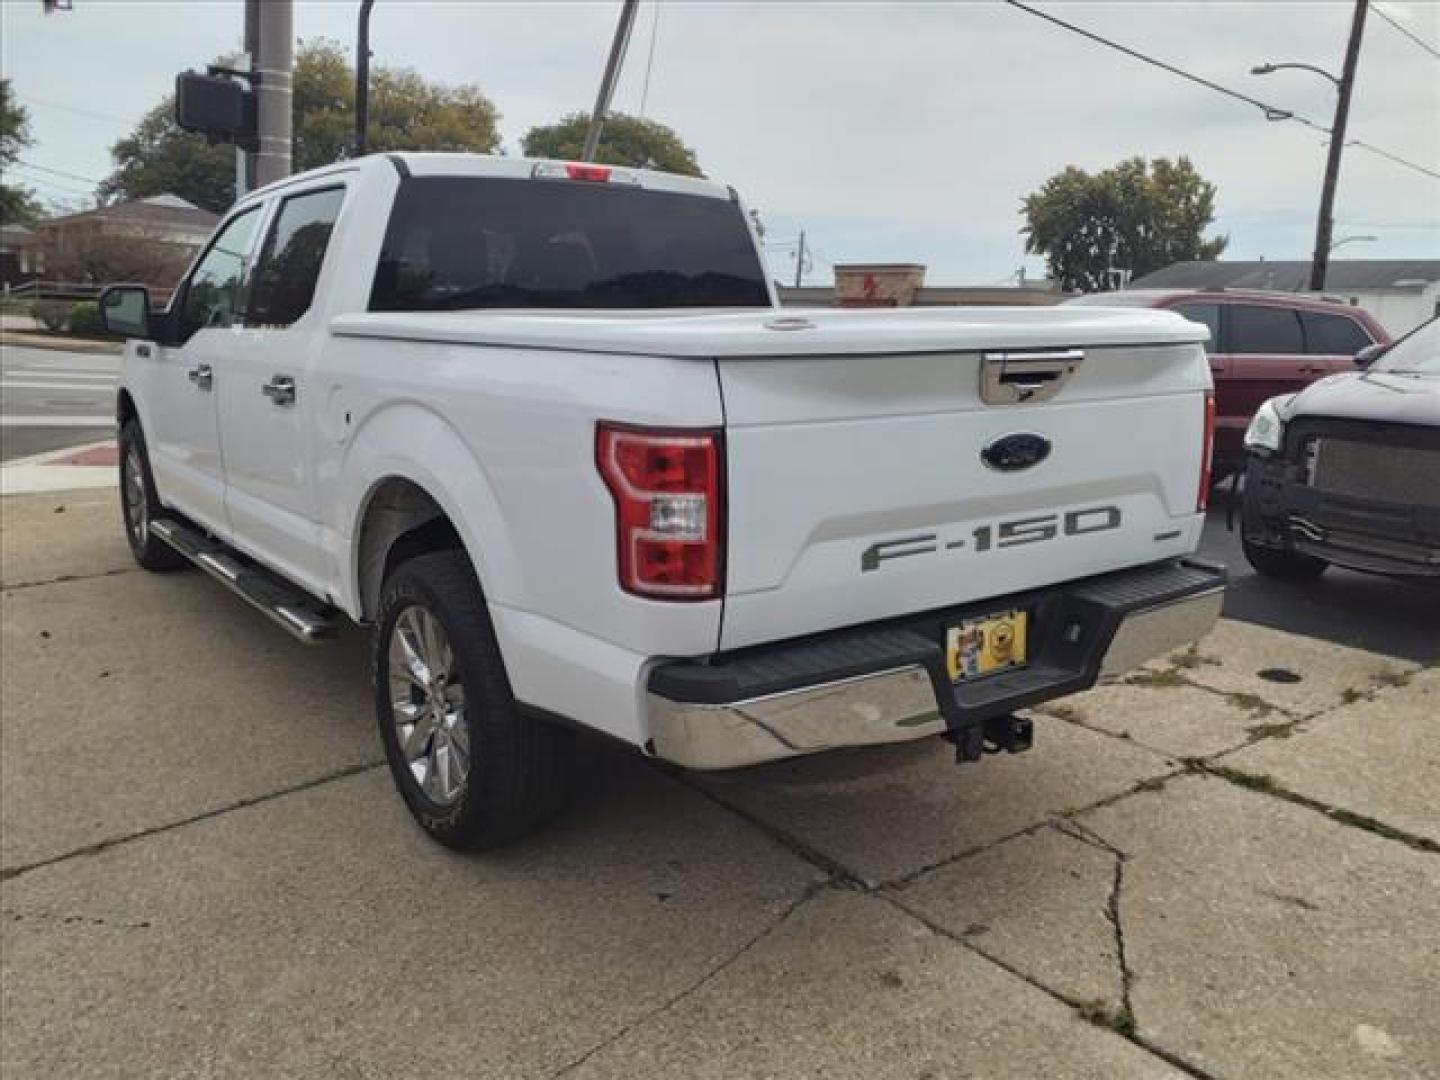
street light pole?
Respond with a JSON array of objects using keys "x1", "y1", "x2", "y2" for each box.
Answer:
[{"x1": 1310, "y1": 0, "x2": 1369, "y2": 291}]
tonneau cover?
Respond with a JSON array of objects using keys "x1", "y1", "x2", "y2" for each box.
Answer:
[{"x1": 330, "y1": 305, "x2": 1207, "y2": 358}]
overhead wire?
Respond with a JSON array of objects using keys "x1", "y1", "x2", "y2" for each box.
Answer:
[
  {"x1": 1372, "y1": 4, "x2": 1440, "y2": 61},
  {"x1": 1001, "y1": 0, "x2": 1438, "y2": 182}
]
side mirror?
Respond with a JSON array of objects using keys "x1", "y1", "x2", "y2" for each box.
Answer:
[
  {"x1": 1354, "y1": 342, "x2": 1387, "y2": 370},
  {"x1": 99, "y1": 285, "x2": 154, "y2": 340}
]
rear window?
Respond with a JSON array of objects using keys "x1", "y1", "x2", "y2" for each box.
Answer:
[
  {"x1": 369, "y1": 176, "x2": 769, "y2": 311},
  {"x1": 1301, "y1": 310, "x2": 1373, "y2": 356},
  {"x1": 1228, "y1": 304, "x2": 1304, "y2": 355}
]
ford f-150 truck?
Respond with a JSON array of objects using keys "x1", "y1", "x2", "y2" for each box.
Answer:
[{"x1": 100, "y1": 153, "x2": 1225, "y2": 849}]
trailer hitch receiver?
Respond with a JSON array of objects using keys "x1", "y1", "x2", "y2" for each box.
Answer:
[{"x1": 942, "y1": 714, "x2": 1034, "y2": 763}]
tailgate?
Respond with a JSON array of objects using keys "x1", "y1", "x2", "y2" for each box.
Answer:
[{"x1": 719, "y1": 338, "x2": 1210, "y2": 650}]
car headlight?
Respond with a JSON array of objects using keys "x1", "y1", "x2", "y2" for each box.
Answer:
[{"x1": 1243, "y1": 397, "x2": 1287, "y2": 455}]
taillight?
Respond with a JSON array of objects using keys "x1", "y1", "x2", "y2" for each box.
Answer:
[
  {"x1": 1197, "y1": 390, "x2": 1216, "y2": 511},
  {"x1": 565, "y1": 163, "x2": 612, "y2": 182},
  {"x1": 596, "y1": 423, "x2": 724, "y2": 600}
]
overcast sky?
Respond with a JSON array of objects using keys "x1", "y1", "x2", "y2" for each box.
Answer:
[{"x1": 3, "y1": 0, "x2": 1437, "y2": 284}]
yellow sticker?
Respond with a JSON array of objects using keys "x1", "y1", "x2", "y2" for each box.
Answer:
[{"x1": 947, "y1": 610, "x2": 1028, "y2": 682}]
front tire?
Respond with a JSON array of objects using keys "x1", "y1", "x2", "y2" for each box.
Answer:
[
  {"x1": 118, "y1": 419, "x2": 187, "y2": 571},
  {"x1": 373, "y1": 549, "x2": 575, "y2": 849},
  {"x1": 1242, "y1": 536, "x2": 1328, "y2": 581}
]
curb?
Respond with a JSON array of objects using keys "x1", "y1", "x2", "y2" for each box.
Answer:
[
  {"x1": 1, "y1": 439, "x2": 118, "y2": 495},
  {"x1": 0, "y1": 332, "x2": 124, "y2": 356}
]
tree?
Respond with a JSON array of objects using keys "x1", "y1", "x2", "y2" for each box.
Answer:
[
  {"x1": 1, "y1": 78, "x2": 42, "y2": 224},
  {"x1": 101, "y1": 40, "x2": 501, "y2": 213},
  {"x1": 35, "y1": 219, "x2": 194, "y2": 289},
  {"x1": 1021, "y1": 156, "x2": 1227, "y2": 293},
  {"x1": 521, "y1": 112, "x2": 703, "y2": 177}
]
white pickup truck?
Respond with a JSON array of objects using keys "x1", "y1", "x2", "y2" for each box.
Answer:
[{"x1": 100, "y1": 153, "x2": 1225, "y2": 848}]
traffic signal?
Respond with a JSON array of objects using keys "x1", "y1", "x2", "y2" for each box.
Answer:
[{"x1": 175, "y1": 71, "x2": 257, "y2": 151}]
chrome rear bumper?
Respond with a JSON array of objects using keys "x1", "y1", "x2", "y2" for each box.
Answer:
[{"x1": 647, "y1": 560, "x2": 1225, "y2": 770}]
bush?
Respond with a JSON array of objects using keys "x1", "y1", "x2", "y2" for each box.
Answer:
[
  {"x1": 31, "y1": 299, "x2": 68, "y2": 331},
  {"x1": 67, "y1": 301, "x2": 102, "y2": 335}
]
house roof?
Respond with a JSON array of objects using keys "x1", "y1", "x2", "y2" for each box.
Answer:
[
  {"x1": 1131, "y1": 260, "x2": 1440, "y2": 292},
  {"x1": 38, "y1": 195, "x2": 221, "y2": 235}
]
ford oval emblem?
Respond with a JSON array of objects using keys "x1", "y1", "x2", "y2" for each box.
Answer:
[{"x1": 982, "y1": 433, "x2": 1052, "y2": 472}]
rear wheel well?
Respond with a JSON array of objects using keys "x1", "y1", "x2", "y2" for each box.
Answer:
[{"x1": 357, "y1": 479, "x2": 466, "y2": 620}]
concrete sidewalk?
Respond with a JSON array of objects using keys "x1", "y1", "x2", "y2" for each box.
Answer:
[{"x1": 2, "y1": 490, "x2": 1435, "y2": 1079}]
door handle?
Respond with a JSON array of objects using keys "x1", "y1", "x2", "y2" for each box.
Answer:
[
  {"x1": 262, "y1": 375, "x2": 297, "y2": 407},
  {"x1": 187, "y1": 363, "x2": 213, "y2": 390}
]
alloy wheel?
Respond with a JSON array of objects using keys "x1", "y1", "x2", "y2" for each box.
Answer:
[{"x1": 387, "y1": 604, "x2": 470, "y2": 806}]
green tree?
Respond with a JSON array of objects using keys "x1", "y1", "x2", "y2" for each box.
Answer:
[
  {"x1": 1, "y1": 78, "x2": 42, "y2": 224},
  {"x1": 100, "y1": 39, "x2": 501, "y2": 213},
  {"x1": 521, "y1": 111, "x2": 702, "y2": 177},
  {"x1": 1021, "y1": 156, "x2": 1227, "y2": 293}
]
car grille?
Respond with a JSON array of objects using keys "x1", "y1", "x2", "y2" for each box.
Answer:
[{"x1": 1306, "y1": 437, "x2": 1440, "y2": 507}]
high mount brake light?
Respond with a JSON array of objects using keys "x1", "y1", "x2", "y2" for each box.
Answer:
[
  {"x1": 566, "y1": 163, "x2": 612, "y2": 182},
  {"x1": 1198, "y1": 390, "x2": 1216, "y2": 511},
  {"x1": 596, "y1": 424, "x2": 725, "y2": 600},
  {"x1": 531, "y1": 161, "x2": 638, "y2": 184}
]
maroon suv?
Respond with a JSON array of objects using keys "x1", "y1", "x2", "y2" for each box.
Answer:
[{"x1": 1066, "y1": 289, "x2": 1391, "y2": 473}]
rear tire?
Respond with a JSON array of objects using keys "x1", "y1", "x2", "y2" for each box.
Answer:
[
  {"x1": 118, "y1": 419, "x2": 187, "y2": 571},
  {"x1": 373, "y1": 549, "x2": 575, "y2": 849},
  {"x1": 1242, "y1": 536, "x2": 1328, "y2": 581}
]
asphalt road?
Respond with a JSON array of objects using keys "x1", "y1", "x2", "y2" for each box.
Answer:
[
  {"x1": 0, "y1": 344, "x2": 118, "y2": 462},
  {"x1": 1198, "y1": 494, "x2": 1438, "y2": 663}
]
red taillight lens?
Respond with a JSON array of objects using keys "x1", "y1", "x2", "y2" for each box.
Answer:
[
  {"x1": 566, "y1": 163, "x2": 612, "y2": 182},
  {"x1": 597, "y1": 424, "x2": 724, "y2": 599},
  {"x1": 1197, "y1": 390, "x2": 1216, "y2": 511}
]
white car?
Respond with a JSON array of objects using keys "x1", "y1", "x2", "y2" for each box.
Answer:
[{"x1": 101, "y1": 153, "x2": 1225, "y2": 848}]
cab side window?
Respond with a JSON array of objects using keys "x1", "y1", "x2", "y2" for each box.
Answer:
[
  {"x1": 1172, "y1": 303, "x2": 1220, "y2": 354},
  {"x1": 181, "y1": 208, "x2": 261, "y2": 339},
  {"x1": 246, "y1": 187, "x2": 346, "y2": 328},
  {"x1": 1228, "y1": 304, "x2": 1305, "y2": 355}
]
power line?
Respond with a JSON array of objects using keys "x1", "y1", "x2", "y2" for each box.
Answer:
[
  {"x1": 1001, "y1": 0, "x2": 1321, "y2": 128},
  {"x1": 1002, "y1": 0, "x2": 1439, "y2": 182},
  {"x1": 1372, "y1": 4, "x2": 1440, "y2": 61},
  {"x1": 1348, "y1": 138, "x2": 1440, "y2": 180},
  {"x1": 17, "y1": 93, "x2": 133, "y2": 127},
  {"x1": 638, "y1": 1, "x2": 662, "y2": 119},
  {"x1": 14, "y1": 159, "x2": 103, "y2": 186}
]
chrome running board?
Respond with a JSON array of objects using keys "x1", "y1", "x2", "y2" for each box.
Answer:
[{"x1": 149, "y1": 518, "x2": 339, "y2": 644}]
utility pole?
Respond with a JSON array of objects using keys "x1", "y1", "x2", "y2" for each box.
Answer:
[
  {"x1": 253, "y1": 0, "x2": 294, "y2": 187},
  {"x1": 1310, "y1": 0, "x2": 1368, "y2": 291},
  {"x1": 794, "y1": 230, "x2": 807, "y2": 288},
  {"x1": 581, "y1": 0, "x2": 639, "y2": 162},
  {"x1": 237, "y1": 0, "x2": 259, "y2": 198},
  {"x1": 356, "y1": 0, "x2": 376, "y2": 156}
]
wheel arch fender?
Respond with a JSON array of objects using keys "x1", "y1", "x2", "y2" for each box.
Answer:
[{"x1": 338, "y1": 402, "x2": 524, "y2": 621}]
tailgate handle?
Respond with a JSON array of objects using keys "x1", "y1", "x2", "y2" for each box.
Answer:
[{"x1": 981, "y1": 349, "x2": 1083, "y2": 405}]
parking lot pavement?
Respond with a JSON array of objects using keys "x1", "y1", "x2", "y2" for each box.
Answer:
[{"x1": 2, "y1": 488, "x2": 1436, "y2": 1079}]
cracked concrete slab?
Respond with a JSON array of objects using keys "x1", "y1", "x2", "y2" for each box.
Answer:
[
  {"x1": 691, "y1": 715, "x2": 1173, "y2": 887},
  {"x1": 0, "y1": 489, "x2": 130, "y2": 588},
  {"x1": 566, "y1": 888, "x2": 1186, "y2": 1080},
  {"x1": 1077, "y1": 774, "x2": 1440, "y2": 1080},
  {"x1": 892, "y1": 824, "x2": 1126, "y2": 1012},
  {"x1": 1, "y1": 570, "x2": 378, "y2": 871},
  {"x1": 1042, "y1": 681, "x2": 1268, "y2": 759},
  {"x1": 0, "y1": 760, "x2": 822, "y2": 1079},
  {"x1": 1166, "y1": 619, "x2": 1420, "y2": 719},
  {"x1": 1225, "y1": 668, "x2": 1439, "y2": 844}
]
